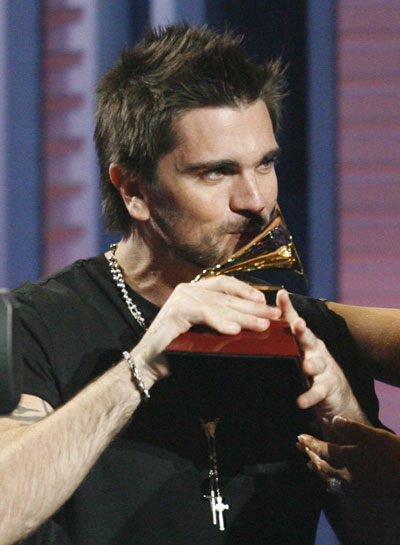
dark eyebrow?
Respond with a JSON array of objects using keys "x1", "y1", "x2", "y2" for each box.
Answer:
[
  {"x1": 259, "y1": 147, "x2": 281, "y2": 165},
  {"x1": 178, "y1": 147, "x2": 281, "y2": 174},
  {"x1": 178, "y1": 159, "x2": 239, "y2": 174}
]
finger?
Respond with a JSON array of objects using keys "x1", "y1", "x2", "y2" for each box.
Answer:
[
  {"x1": 209, "y1": 293, "x2": 277, "y2": 320},
  {"x1": 305, "y1": 448, "x2": 338, "y2": 476},
  {"x1": 292, "y1": 319, "x2": 321, "y2": 354},
  {"x1": 297, "y1": 380, "x2": 328, "y2": 409},
  {"x1": 276, "y1": 289, "x2": 299, "y2": 326},
  {"x1": 192, "y1": 278, "x2": 282, "y2": 320},
  {"x1": 307, "y1": 464, "x2": 351, "y2": 496},
  {"x1": 212, "y1": 308, "x2": 271, "y2": 333},
  {"x1": 201, "y1": 276, "x2": 268, "y2": 304},
  {"x1": 171, "y1": 283, "x2": 272, "y2": 330},
  {"x1": 298, "y1": 434, "x2": 346, "y2": 468},
  {"x1": 301, "y1": 352, "x2": 331, "y2": 378},
  {"x1": 332, "y1": 416, "x2": 380, "y2": 443},
  {"x1": 298, "y1": 434, "x2": 330, "y2": 457}
]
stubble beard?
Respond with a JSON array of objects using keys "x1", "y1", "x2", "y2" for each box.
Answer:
[
  {"x1": 150, "y1": 206, "x2": 267, "y2": 270},
  {"x1": 154, "y1": 216, "x2": 229, "y2": 269}
]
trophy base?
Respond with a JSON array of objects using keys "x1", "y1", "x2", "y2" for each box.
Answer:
[
  {"x1": 164, "y1": 320, "x2": 320, "y2": 443},
  {"x1": 165, "y1": 320, "x2": 297, "y2": 357}
]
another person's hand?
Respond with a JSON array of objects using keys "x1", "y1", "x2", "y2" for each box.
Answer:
[
  {"x1": 276, "y1": 289, "x2": 369, "y2": 426},
  {"x1": 297, "y1": 416, "x2": 400, "y2": 497}
]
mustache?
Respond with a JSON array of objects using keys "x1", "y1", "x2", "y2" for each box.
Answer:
[{"x1": 224, "y1": 214, "x2": 270, "y2": 234}]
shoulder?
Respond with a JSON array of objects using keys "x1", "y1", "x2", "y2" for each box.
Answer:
[
  {"x1": 12, "y1": 255, "x2": 107, "y2": 305},
  {"x1": 11, "y1": 255, "x2": 116, "y2": 325}
]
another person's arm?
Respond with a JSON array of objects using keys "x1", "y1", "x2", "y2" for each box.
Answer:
[
  {"x1": 327, "y1": 301, "x2": 400, "y2": 386},
  {"x1": 298, "y1": 416, "x2": 400, "y2": 497}
]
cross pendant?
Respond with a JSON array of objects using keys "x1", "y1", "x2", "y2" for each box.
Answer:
[
  {"x1": 204, "y1": 492, "x2": 230, "y2": 531},
  {"x1": 214, "y1": 494, "x2": 229, "y2": 531},
  {"x1": 200, "y1": 418, "x2": 229, "y2": 531}
]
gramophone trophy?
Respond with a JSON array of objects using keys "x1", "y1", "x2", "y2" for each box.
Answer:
[
  {"x1": 165, "y1": 204, "x2": 307, "y2": 356},
  {"x1": 193, "y1": 204, "x2": 306, "y2": 293}
]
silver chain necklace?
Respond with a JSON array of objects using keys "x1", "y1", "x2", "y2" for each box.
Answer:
[
  {"x1": 108, "y1": 243, "x2": 147, "y2": 330},
  {"x1": 107, "y1": 242, "x2": 230, "y2": 530}
]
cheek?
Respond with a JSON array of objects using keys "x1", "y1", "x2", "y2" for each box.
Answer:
[
  {"x1": 176, "y1": 189, "x2": 226, "y2": 223},
  {"x1": 266, "y1": 171, "x2": 278, "y2": 196},
  {"x1": 261, "y1": 173, "x2": 279, "y2": 210}
]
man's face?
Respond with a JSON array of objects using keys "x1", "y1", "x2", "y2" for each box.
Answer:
[{"x1": 143, "y1": 99, "x2": 280, "y2": 269}]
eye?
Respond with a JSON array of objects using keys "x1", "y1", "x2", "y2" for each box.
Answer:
[
  {"x1": 258, "y1": 156, "x2": 279, "y2": 172},
  {"x1": 201, "y1": 169, "x2": 225, "y2": 181}
]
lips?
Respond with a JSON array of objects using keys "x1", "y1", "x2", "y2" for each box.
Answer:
[
  {"x1": 229, "y1": 224, "x2": 266, "y2": 236},
  {"x1": 229, "y1": 229, "x2": 262, "y2": 248}
]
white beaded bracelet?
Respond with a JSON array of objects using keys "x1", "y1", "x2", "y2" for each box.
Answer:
[{"x1": 122, "y1": 351, "x2": 150, "y2": 401}]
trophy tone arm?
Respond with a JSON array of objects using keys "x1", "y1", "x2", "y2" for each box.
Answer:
[{"x1": 326, "y1": 301, "x2": 400, "y2": 387}]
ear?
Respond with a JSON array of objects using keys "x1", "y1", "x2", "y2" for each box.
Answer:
[{"x1": 109, "y1": 163, "x2": 150, "y2": 221}]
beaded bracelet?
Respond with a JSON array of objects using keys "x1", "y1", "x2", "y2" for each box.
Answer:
[{"x1": 122, "y1": 351, "x2": 150, "y2": 401}]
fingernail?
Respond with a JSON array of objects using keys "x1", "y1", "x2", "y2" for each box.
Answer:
[
  {"x1": 270, "y1": 308, "x2": 282, "y2": 318},
  {"x1": 332, "y1": 415, "x2": 346, "y2": 428}
]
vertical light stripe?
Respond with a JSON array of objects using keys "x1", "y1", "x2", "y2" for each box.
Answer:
[
  {"x1": 174, "y1": 0, "x2": 205, "y2": 25},
  {"x1": 96, "y1": 0, "x2": 136, "y2": 251},
  {"x1": 150, "y1": 0, "x2": 205, "y2": 26},
  {"x1": 7, "y1": 1, "x2": 41, "y2": 287},
  {"x1": 0, "y1": 1, "x2": 6, "y2": 286},
  {"x1": 150, "y1": 0, "x2": 176, "y2": 26},
  {"x1": 307, "y1": 1, "x2": 337, "y2": 301},
  {"x1": 64, "y1": 0, "x2": 99, "y2": 263}
]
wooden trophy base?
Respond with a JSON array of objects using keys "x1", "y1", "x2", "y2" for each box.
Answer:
[{"x1": 165, "y1": 319, "x2": 299, "y2": 358}]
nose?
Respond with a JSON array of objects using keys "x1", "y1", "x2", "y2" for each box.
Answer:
[{"x1": 230, "y1": 172, "x2": 272, "y2": 216}]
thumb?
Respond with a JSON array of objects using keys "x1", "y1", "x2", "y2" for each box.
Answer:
[
  {"x1": 276, "y1": 289, "x2": 299, "y2": 326},
  {"x1": 332, "y1": 416, "x2": 376, "y2": 443}
]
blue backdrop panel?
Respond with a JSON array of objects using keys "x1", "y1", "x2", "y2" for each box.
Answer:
[{"x1": 6, "y1": 1, "x2": 42, "y2": 288}]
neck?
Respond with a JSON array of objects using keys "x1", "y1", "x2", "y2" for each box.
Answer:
[{"x1": 109, "y1": 231, "x2": 202, "y2": 308}]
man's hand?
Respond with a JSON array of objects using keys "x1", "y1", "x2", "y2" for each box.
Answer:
[
  {"x1": 297, "y1": 416, "x2": 400, "y2": 497},
  {"x1": 133, "y1": 276, "x2": 281, "y2": 384},
  {"x1": 275, "y1": 290, "x2": 368, "y2": 425}
]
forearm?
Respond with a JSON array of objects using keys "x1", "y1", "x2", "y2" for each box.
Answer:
[
  {"x1": 327, "y1": 302, "x2": 400, "y2": 385},
  {"x1": 0, "y1": 356, "x2": 154, "y2": 545}
]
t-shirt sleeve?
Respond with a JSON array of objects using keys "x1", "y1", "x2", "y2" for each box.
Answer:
[
  {"x1": 290, "y1": 293, "x2": 384, "y2": 429},
  {"x1": 13, "y1": 288, "x2": 62, "y2": 410}
]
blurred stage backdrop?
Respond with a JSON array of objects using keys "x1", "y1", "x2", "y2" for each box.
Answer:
[{"x1": 1, "y1": 1, "x2": 400, "y2": 543}]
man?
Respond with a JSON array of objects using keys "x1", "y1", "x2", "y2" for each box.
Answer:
[{"x1": 0, "y1": 25, "x2": 384, "y2": 544}]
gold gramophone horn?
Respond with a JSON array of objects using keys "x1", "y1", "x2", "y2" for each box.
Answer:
[{"x1": 193, "y1": 205, "x2": 306, "y2": 291}]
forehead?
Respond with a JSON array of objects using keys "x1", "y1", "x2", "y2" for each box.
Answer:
[{"x1": 172, "y1": 100, "x2": 277, "y2": 162}]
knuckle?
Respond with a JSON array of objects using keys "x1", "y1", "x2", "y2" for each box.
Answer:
[
  {"x1": 174, "y1": 282, "x2": 191, "y2": 295},
  {"x1": 315, "y1": 338, "x2": 327, "y2": 353},
  {"x1": 202, "y1": 307, "x2": 215, "y2": 324}
]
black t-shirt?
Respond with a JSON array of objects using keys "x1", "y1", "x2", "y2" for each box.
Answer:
[{"x1": 12, "y1": 255, "x2": 382, "y2": 545}]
